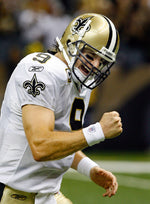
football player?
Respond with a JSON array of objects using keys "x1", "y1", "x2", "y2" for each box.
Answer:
[{"x1": 0, "y1": 13, "x2": 122, "y2": 204}]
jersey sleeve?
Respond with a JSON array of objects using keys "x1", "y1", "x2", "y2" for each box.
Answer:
[{"x1": 14, "y1": 53, "x2": 58, "y2": 111}]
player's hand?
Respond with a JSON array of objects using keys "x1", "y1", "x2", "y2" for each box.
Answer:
[
  {"x1": 100, "y1": 111, "x2": 122, "y2": 139},
  {"x1": 90, "y1": 166, "x2": 118, "y2": 197}
]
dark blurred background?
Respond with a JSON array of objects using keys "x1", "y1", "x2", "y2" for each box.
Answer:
[{"x1": 0, "y1": 0, "x2": 150, "y2": 152}]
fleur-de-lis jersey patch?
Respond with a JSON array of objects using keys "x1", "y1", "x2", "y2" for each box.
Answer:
[{"x1": 23, "y1": 74, "x2": 45, "y2": 97}]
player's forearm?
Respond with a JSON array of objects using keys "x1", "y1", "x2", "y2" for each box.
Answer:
[
  {"x1": 29, "y1": 122, "x2": 106, "y2": 161},
  {"x1": 30, "y1": 130, "x2": 88, "y2": 161},
  {"x1": 23, "y1": 105, "x2": 122, "y2": 162},
  {"x1": 27, "y1": 121, "x2": 106, "y2": 161}
]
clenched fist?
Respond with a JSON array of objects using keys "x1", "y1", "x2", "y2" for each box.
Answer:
[{"x1": 100, "y1": 111, "x2": 123, "y2": 139}]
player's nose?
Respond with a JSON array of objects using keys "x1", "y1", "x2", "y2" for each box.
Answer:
[{"x1": 91, "y1": 56, "x2": 101, "y2": 68}]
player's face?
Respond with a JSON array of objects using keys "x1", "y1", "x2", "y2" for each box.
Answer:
[{"x1": 74, "y1": 48, "x2": 103, "y2": 76}]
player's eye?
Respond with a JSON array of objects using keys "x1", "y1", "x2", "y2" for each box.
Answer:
[{"x1": 85, "y1": 54, "x2": 94, "y2": 61}]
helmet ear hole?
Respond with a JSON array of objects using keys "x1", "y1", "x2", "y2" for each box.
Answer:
[{"x1": 66, "y1": 39, "x2": 71, "y2": 46}]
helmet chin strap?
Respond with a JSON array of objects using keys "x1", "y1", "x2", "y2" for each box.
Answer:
[
  {"x1": 72, "y1": 66, "x2": 86, "y2": 83},
  {"x1": 56, "y1": 37, "x2": 85, "y2": 88},
  {"x1": 56, "y1": 37, "x2": 72, "y2": 67},
  {"x1": 56, "y1": 37, "x2": 81, "y2": 88}
]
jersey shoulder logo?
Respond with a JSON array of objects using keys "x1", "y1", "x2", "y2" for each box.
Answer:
[
  {"x1": 23, "y1": 74, "x2": 45, "y2": 97},
  {"x1": 72, "y1": 16, "x2": 92, "y2": 34},
  {"x1": 28, "y1": 66, "x2": 44, "y2": 72}
]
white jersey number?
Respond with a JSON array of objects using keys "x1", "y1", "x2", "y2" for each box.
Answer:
[{"x1": 33, "y1": 53, "x2": 51, "y2": 63}]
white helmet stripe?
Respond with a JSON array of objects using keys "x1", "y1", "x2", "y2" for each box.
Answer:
[
  {"x1": 103, "y1": 16, "x2": 117, "y2": 52},
  {"x1": 113, "y1": 30, "x2": 119, "y2": 52}
]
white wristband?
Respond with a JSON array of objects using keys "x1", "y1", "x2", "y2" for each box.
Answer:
[
  {"x1": 77, "y1": 157, "x2": 99, "y2": 178},
  {"x1": 82, "y1": 122, "x2": 105, "y2": 146}
]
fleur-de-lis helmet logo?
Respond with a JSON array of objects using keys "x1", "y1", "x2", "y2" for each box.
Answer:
[
  {"x1": 23, "y1": 74, "x2": 45, "y2": 97},
  {"x1": 72, "y1": 17, "x2": 92, "y2": 35}
]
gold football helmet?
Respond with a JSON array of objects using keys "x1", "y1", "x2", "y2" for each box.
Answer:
[{"x1": 56, "y1": 13, "x2": 120, "y2": 89}]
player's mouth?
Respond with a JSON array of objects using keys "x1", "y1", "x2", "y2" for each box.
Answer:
[{"x1": 79, "y1": 65, "x2": 90, "y2": 76}]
